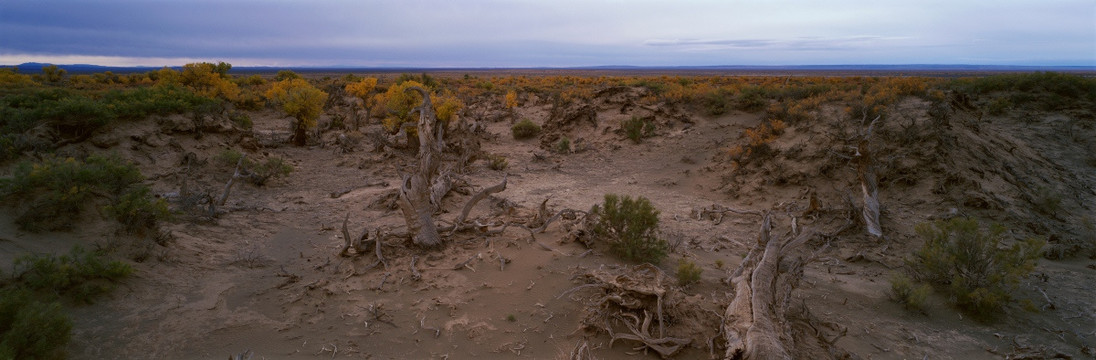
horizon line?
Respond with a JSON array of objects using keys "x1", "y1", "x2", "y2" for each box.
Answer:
[{"x1": 7, "y1": 62, "x2": 1096, "y2": 72}]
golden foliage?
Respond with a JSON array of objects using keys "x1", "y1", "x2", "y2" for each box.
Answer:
[
  {"x1": 0, "y1": 67, "x2": 34, "y2": 86},
  {"x1": 180, "y1": 62, "x2": 239, "y2": 101},
  {"x1": 378, "y1": 80, "x2": 425, "y2": 133},
  {"x1": 264, "y1": 78, "x2": 328, "y2": 130},
  {"x1": 504, "y1": 90, "x2": 518, "y2": 109},
  {"x1": 434, "y1": 92, "x2": 464, "y2": 122},
  {"x1": 345, "y1": 77, "x2": 378, "y2": 101}
]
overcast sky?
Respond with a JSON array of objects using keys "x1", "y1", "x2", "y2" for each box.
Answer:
[{"x1": 1, "y1": 0, "x2": 1093, "y2": 67}]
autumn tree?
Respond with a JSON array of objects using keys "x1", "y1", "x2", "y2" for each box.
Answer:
[
  {"x1": 265, "y1": 78, "x2": 329, "y2": 146},
  {"x1": 274, "y1": 70, "x2": 301, "y2": 81},
  {"x1": 344, "y1": 77, "x2": 378, "y2": 130},
  {"x1": 380, "y1": 80, "x2": 426, "y2": 134},
  {"x1": 42, "y1": 64, "x2": 66, "y2": 83},
  {"x1": 181, "y1": 62, "x2": 240, "y2": 101}
]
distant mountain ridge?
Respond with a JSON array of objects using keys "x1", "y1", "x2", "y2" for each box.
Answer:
[{"x1": 6, "y1": 62, "x2": 1094, "y2": 75}]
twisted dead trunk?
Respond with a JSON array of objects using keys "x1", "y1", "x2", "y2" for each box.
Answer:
[
  {"x1": 396, "y1": 87, "x2": 446, "y2": 247},
  {"x1": 723, "y1": 213, "x2": 815, "y2": 360}
]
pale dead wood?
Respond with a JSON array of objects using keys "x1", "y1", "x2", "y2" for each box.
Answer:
[
  {"x1": 608, "y1": 311, "x2": 691, "y2": 357},
  {"x1": 857, "y1": 114, "x2": 883, "y2": 238},
  {"x1": 409, "y1": 255, "x2": 422, "y2": 281},
  {"x1": 695, "y1": 204, "x2": 764, "y2": 225},
  {"x1": 569, "y1": 340, "x2": 596, "y2": 360},
  {"x1": 453, "y1": 253, "x2": 479, "y2": 271},
  {"x1": 420, "y1": 316, "x2": 441, "y2": 338},
  {"x1": 217, "y1": 155, "x2": 245, "y2": 207},
  {"x1": 228, "y1": 349, "x2": 253, "y2": 360},
  {"x1": 453, "y1": 176, "x2": 508, "y2": 226},
  {"x1": 395, "y1": 87, "x2": 446, "y2": 248},
  {"x1": 339, "y1": 213, "x2": 367, "y2": 257},
  {"x1": 723, "y1": 212, "x2": 822, "y2": 360}
]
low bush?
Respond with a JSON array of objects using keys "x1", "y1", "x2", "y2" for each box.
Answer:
[
  {"x1": 487, "y1": 154, "x2": 508, "y2": 171},
  {"x1": 590, "y1": 194, "x2": 667, "y2": 264},
  {"x1": 228, "y1": 111, "x2": 253, "y2": 129},
  {"x1": 0, "y1": 155, "x2": 144, "y2": 232},
  {"x1": 1031, "y1": 186, "x2": 1063, "y2": 216},
  {"x1": 621, "y1": 116, "x2": 655, "y2": 143},
  {"x1": 676, "y1": 259, "x2": 702, "y2": 286},
  {"x1": 106, "y1": 186, "x2": 171, "y2": 235},
  {"x1": 0, "y1": 246, "x2": 132, "y2": 359},
  {"x1": 890, "y1": 273, "x2": 931, "y2": 311},
  {"x1": 511, "y1": 119, "x2": 541, "y2": 140},
  {"x1": 903, "y1": 218, "x2": 1043, "y2": 319},
  {"x1": 555, "y1": 137, "x2": 571, "y2": 154},
  {"x1": 985, "y1": 97, "x2": 1012, "y2": 115},
  {"x1": 0, "y1": 290, "x2": 72, "y2": 360},
  {"x1": 0, "y1": 86, "x2": 218, "y2": 156},
  {"x1": 736, "y1": 86, "x2": 768, "y2": 112},
  {"x1": 701, "y1": 88, "x2": 734, "y2": 116},
  {"x1": 251, "y1": 157, "x2": 294, "y2": 182}
]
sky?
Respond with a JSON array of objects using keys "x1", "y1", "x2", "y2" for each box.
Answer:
[{"x1": 1, "y1": 0, "x2": 1093, "y2": 68}]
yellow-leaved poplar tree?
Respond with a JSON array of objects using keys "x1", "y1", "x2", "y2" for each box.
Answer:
[
  {"x1": 181, "y1": 62, "x2": 240, "y2": 101},
  {"x1": 265, "y1": 78, "x2": 329, "y2": 146},
  {"x1": 344, "y1": 77, "x2": 378, "y2": 129},
  {"x1": 380, "y1": 80, "x2": 426, "y2": 134}
]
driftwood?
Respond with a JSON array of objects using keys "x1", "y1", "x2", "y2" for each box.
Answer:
[{"x1": 723, "y1": 212, "x2": 818, "y2": 360}]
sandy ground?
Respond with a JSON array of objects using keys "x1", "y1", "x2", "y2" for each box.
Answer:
[{"x1": 2, "y1": 86, "x2": 1094, "y2": 359}]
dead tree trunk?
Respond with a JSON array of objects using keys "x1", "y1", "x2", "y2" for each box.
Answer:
[
  {"x1": 723, "y1": 213, "x2": 815, "y2": 360},
  {"x1": 857, "y1": 115, "x2": 883, "y2": 238},
  {"x1": 396, "y1": 87, "x2": 447, "y2": 247}
]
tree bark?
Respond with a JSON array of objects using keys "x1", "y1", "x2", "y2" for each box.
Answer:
[
  {"x1": 396, "y1": 87, "x2": 445, "y2": 247},
  {"x1": 858, "y1": 115, "x2": 883, "y2": 238},
  {"x1": 723, "y1": 213, "x2": 814, "y2": 360},
  {"x1": 292, "y1": 121, "x2": 307, "y2": 146}
]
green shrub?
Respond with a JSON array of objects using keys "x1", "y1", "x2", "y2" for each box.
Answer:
[
  {"x1": 621, "y1": 116, "x2": 655, "y2": 144},
  {"x1": 701, "y1": 88, "x2": 734, "y2": 116},
  {"x1": 951, "y1": 72, "x2": 1096, "y2": 111},
  {"x1": 106, "y1": 186, "x2": 171, "y2": 235},
  {"x1": 590, "y1": 194, "x2": 666, "y2": 264},
  {"x1": 736, "y1": 86, "x2": 768, "y2": 112},
  {"x1": 511, "y1": 119, "x2": 541, "y2": 140},
  {"x1": 0, "y1": 246, "x2": 131, "y2": 359},
  {"x1": 985, "y1": 97, "x2": 1012, "y2": 115},
  {"x1": 676, "y1": 259, "x2": 702, "y2": 286},
  {"x1": 890, "y1": 273, "x2": 931, "y2": 311},
  {"x1": 249, "y1": 157, "x2": 293, "y2": 185},
  {"x1": 228, "y1": 111, "x2": 252, "y2": 129},
  {"x1": 487, "y1": 154, "x2": 508, "y2": 171},
  {"x1": 0, "y1": 290, "x2": 72, "y2": 360},
  {"x1": 555, "y1": 137, "x2": 571, "y2": 154},
  {"x1": 1031, "y1": 186, "x2": 1063, "y2": 216},
  {"x1": 13, "y1": 246, "x2": 133, "y2": 304},
  {"x1": 0, "y1": 85, "x2": 217, "y2": 158},
  {"x1": 905, "y1": 218, "x2": 1043, "y2": 319},
  {"x1": 0, "y1": 155, "x2": 144, "y2": 232},
  {"x1": 215, "y1": 148, "x2": 246, "y2": 167}
]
